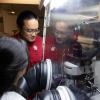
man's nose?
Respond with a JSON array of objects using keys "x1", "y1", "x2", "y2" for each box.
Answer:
[
  {"x1": 31, "y1": 32, "x2": 36, "y2": 36},
  {"x1": 57, "y1": 33, "x2": 62, "y2": 37}
]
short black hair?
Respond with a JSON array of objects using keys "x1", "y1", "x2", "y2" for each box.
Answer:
[
  {"x1": 17, "y1": 10, "x2": 39, "y2": 30},
  {"x1": 0, "y1": 36, "x2": 29, "y2": 95}
]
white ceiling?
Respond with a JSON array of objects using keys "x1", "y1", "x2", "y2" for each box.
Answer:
[{"x1": 0, "y1": 0, "x2": 41, "y2": 5}]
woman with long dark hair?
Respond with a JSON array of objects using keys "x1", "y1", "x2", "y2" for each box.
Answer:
[{"x1": 0, "y1": 36, "x2": 29, "y2": 100}]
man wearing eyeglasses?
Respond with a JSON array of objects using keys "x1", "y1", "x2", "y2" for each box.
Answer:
[
  {"x1": 11, "y1": 11, "x2": 42, "y2": 68},
  {"x1": 54, "y1": 21, "x2": 71, "y2": 44},
  {"x1": 44, "y1": 21, "x2": 79, "y2": 63}
]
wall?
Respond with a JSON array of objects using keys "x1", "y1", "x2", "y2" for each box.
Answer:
[
  {"x1": 0, "y1": 23, "x2": 4, "y2": 31},
  {"x1": 2, "y1": 4, "x2": 44, "y2": 36},
  {"x1": 0, "y1": 4, "x2": 4, "y2": 32},
  {"x1": 0, "y1": 4, "x2": 3, "y2": 16},
  {"x1": 2, "y1": 10, "x2": 17, "y2": 35}
]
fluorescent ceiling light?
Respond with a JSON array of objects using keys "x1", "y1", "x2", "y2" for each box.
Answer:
[
  {"x1": 78, "y1": 15, "x2": 98, "y2": 20},
  {"x1": 8, "y1": 4, "x2": 16, "y2": 15},
  {"x1": 8, "y1": 11, "x2": 16, "y2": 15}
]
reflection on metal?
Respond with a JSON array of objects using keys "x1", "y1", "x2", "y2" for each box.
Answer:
[
  {"x1": 98, "y1": 2, "x2": 100, "y2": 20},
  {"x1": 78, "y1": 15, "x2": 98, "y2": 20},
  {"x1": 39, "y1": 0, "x2": 44, "y2": 10},
  {"x1": 78, "y1": 36, "x2": 94, "y2": 50},
  {"x1": 44, "y1": 0, "x2": 50, "y2": 7},
  {"x1": 50, "y1": 0, "x2": 67, "y2": 10},
  {"x1": 43, "y1": 0, "x2": 100, "y2": 99},
  {"x1": 46, "y1": 12, "x2": 50, "y2": 27},
  {"x1": 42, "y1": 6, "x2": 48, "y2": 61},
  {"x1": 44, "y1": 0, "x2": 100, "y2": 63}
]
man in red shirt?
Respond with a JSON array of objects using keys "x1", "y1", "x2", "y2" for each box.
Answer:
[
  {"x1": 44, "y1": 21, "x2": 76, "y2": 63},
  {"x1": 11, "y1": 11, "x2": 43, "y2": 68}
]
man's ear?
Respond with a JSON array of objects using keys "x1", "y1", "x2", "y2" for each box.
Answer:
[{"x1": 17, "y1": 25, "x2": 21, "y2": 32}]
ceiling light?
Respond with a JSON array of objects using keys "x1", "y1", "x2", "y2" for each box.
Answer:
[{"x1": 8, "y1": 4, "x2": 16, "y2": 15}]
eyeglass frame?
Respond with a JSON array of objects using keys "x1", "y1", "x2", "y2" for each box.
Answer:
[
  {"x1": 22, "y1": 27, "x2": 40, "y2": 34},
  {"x1": 54, "y1": 29, "x2": 69, "y2": 37}
]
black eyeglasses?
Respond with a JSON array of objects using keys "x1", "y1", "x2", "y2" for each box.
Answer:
[
  {"x1": 23, "y1": 27, "x2": 40, "y2": 34},
  {"x1": 54, "y1": 30, "x2": 68, "y2": 37}
]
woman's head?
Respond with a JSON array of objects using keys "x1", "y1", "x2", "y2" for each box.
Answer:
[{"x1": 0, "y1": 36, "x2": 29, "y2": 95}]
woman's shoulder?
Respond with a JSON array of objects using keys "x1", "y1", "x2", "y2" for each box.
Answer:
[{"x1": 1, "y1": 91, "x2": 26, "y2": 100}]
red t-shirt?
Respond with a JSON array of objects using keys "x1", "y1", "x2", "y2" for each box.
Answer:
[
  {"x1": 44, "y1": 36, "x2": 77, "y2": 63},
  {"x1": 11, "y1": 33, "x2": 43, "y2": 100},
  {"x1": 11, "y1": 33, "x2": 43, "y2": 68}
]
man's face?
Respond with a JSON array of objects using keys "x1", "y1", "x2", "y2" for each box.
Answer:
[
  {"x1": 54, "y1": 22, "x2": 69, "y2": 44},
  {"x1": 19, "y1": 18, "x2": 39, "y2": 42}
]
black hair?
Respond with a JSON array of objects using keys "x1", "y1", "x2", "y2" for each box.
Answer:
[
  {"x1": 17, "y1": 10, "x2": 39, "y2": 30},
  {"x1": 0, "y1": 36, "x2": 29, "y2": 95}
]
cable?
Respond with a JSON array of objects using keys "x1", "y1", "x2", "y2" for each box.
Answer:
[{"x1": 59, "y1": 49, "x2": 65, "y2": 85}]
